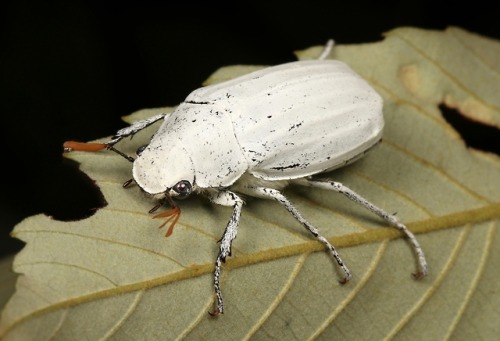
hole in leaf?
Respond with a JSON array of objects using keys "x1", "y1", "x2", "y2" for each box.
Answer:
[
  {"x1": 43, "y1": 158, "x2": 107, "y2": 221},
  {"x1": 439, "y1": 103, "x2": 500, "y2": 155}
]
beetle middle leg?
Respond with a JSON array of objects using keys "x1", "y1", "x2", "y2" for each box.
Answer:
[
  {"x1": 247, "y1": 186, "x2": 353, "y2": 284},
  {"x1": 297, "y1": 178, "x2": 428, "y2": 279}
]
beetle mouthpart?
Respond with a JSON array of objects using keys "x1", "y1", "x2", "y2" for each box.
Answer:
[{"x1": 153, "y1": 205, "x2": 181, "y2": 237}]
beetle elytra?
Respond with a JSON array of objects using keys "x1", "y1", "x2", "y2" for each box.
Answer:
[{"x1": 64, "y1": 40, "x2": 427, "y2": 316}]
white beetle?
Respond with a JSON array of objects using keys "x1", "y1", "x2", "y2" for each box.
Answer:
[{"x1": 64, "y1": 40, "x2": 427, "y2": 316}]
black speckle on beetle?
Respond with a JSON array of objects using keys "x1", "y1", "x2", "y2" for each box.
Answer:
[
  {"x1": 270, "y1": 163, "x2": 300, "y2": 171},
  {"x1": 288, "y1": 121, "x2": 304, "y2": 131},
  {"x1": 185, "y1": 100, "x2": 210, "y2": 105}
]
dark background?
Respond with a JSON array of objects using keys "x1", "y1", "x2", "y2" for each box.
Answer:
[{"x1": 1, "y1": 0, "x2": 499, "y2": 258}]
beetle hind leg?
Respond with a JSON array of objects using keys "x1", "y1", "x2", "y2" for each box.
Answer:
[
  {"x1": 317, "y1": 39, "x2": 335, "y2": 60},
  {"x1": 298, "y1": 178, "x2": 428, "y2": 279}
]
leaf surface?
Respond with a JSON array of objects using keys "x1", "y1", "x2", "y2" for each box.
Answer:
[{"x1": 1, "y1": 27, "x2": 500, "y2": 340}]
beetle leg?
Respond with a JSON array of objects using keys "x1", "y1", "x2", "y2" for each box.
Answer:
[
  {"x1": 63, "y1": 113, "x2": 167, "y2": 153},
  {"x1": 107, "y1": 113, "x2": 167, "y2": 146},
  {"x1": 249, "y1": 187, "x2": 353, "y2": 284},
  {"x1": 205, "y1": 190, "x2": 244, "y2": 316},
  {"x1": 301, "y1": 179, "x2": 428, "y2": 279},
  {"x1": 317, "y1": 39, "x2": 335, "y2": 60}
]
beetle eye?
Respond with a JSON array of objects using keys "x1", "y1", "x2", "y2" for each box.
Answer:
[
  {"x1": 136, "y1": 144, "x2": 148, "y2": 156},
  {"x1": 172, "y1": 180, "x2": 192, "y2": 199}
]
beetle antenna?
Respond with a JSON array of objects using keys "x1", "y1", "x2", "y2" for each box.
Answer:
[
  {"x1": 164, "y1": 194, "x2": 178, "y2": 210},
  {"x1": 152, "y1": 194, "x2": 181, "y2": 237}
]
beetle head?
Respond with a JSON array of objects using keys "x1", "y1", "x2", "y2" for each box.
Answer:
[{"x1": 132, "y1": 143, "x2": 196, "y2": 200}]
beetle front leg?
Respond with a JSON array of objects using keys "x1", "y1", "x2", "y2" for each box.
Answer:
[
  {"x1": 107, "y1": 113, "x2": 167, "y2": 146},
  {"x1": 63, "y1": 113, "x2": 167, "y2": 153},
  {"x1": 300, "y1": 179, "x2": 428, "y2": 279},
  {"x1": 206, "y1": 190, "x2": 244, "y2": 316}
]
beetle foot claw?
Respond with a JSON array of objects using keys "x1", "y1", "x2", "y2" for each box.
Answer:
[
  {"x1": 208, "y1": 309, "x2": 223, "y2": 317},
  {"x1": 412, "y1": 271, "x2": 427, "y2": 280},
  {"x1": 339, "y1": 273, "x2": 352, "y2": 285}
]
